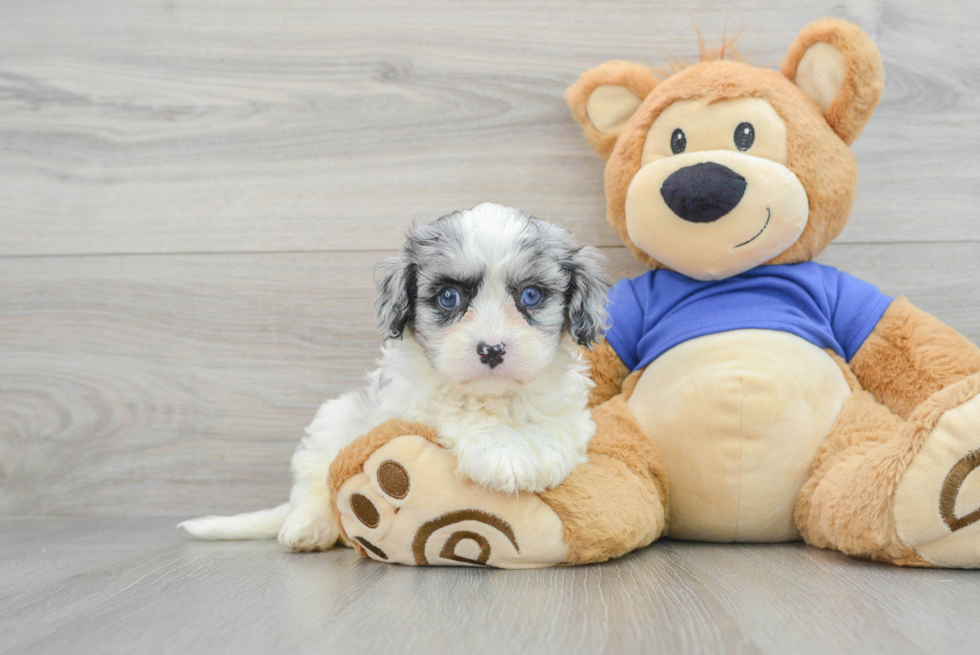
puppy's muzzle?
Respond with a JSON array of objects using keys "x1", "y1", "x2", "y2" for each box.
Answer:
[{"x1": 477, "y1": 342, "x2": 506, "y2": 369}]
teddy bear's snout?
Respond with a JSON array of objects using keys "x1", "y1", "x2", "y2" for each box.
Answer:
[{"x1": 660, "y1": 162, "x2": 747, "y2": 224}]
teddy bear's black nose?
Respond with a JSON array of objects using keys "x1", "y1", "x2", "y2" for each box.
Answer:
[{"x1": 660, "y1": 162, "x2": 747, "y2": 223}]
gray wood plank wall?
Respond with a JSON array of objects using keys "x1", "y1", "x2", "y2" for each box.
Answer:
[{"x1": 3, "y1": 0, "x2": 980, "y2": 517}]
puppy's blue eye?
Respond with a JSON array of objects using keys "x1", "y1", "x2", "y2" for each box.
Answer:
[
  {"x1": 520, "y1": 287, "x2": 542, "y2": 308},
  {"x1": 438, "y1": 288, "x2": 461, "y2": 309}
]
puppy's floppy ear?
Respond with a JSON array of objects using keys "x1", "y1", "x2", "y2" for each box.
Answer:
[
  {"x1": 564, "y1": 246, "x2": 611, "y2": 349},
  {"x1": 374, "y1": 247, "x2": 417, "y2": 340},
  {"x1": 565, "y1": 61, "x2": 659, "y2": 159},
  {"x1": 780, "y1": 18, "x2": 884, "y2": 145}
]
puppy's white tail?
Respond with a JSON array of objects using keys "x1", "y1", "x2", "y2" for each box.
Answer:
[{"x1": 178, "y1": 502, "x2": 290, "y2": 540}]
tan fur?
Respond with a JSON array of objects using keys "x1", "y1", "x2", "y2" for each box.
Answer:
[
  {"x1": 327, "y1": 419, "x2": 439, "y2": 557},
  {"x1": 564, "y1": 19, "x2": 980, "y2": 568},
  {"x1": 583, "y1": 340, "x2": 631, "y2": 407},
  {"x1": 780, "y1": 18, "x2": 885, "y2": 145},
  {"x1": 567, "y1": 22, "x2": 883, "y2": 271},
  {"x1": 328, "y1": 418, "x2": 442, "y2": 552},
  {"x1": 588, "y1": 395, "x2": 668, "y2": 511},
  {"x1": 796, "y1": 374, "x2": 980, "y2": 566},
  {"x1": 565, "y1": 61, "x2": 660, "y2": 160},
  {"x1": 600, "y1": 59, "x2": 860, "y2": 270},
  {"x1": 620, "y1": 369, "x2": 644, "y2": 401},
  {"x1": 538, "y1": 454, "x2": 664, "y2": 565},
  {"x1": 329, "y1": 402, "x2": 668, "y2": 566},
  {"x1": 565, "y1": 32, "x2": 750, "y2": 161},
  {"x1": 691, "y1": 26, "x2": 744, "y2": 67},
  {"x1": 825, "y1": 349, "x2": 864, "y2": 393},
  {"x1": 851, "y1": 297, "x2": 980, "y2": 419},
  {"x1": 540, "y1": 394, "x2": 668, "y2": 564},
  {"x1": 794, "y1": 389, "x2": 922, "y2": 564},
  {"x1": 328, "y1": 419, "x2": 442, "y2": 497}
]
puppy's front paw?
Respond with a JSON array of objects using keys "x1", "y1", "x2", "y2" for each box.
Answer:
[
  {"x1": 455, "y1": 441, "x2": 583, "y2": 494},
  {"x1": 278, "y1": 507, "x2": 339, "y2": 552}
]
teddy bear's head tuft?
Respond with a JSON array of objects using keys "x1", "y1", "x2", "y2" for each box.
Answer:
[{"x1": 566, "y1": 19, "x2": 884, "y2": 281}]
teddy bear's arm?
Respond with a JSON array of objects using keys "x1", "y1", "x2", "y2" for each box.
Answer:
[
  {"x1": 583, "y1": 340, "x2": 632, "y2": 408},
  {"x1": 850, "y1": 297, "x2": 980, "y2": 419}
]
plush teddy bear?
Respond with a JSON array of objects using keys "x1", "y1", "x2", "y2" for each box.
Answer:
[
  {"x1": 329, "y1": 18, "x2": 980, "y2": 568},
  {"x1": 563, "y1": 18, "x2": 980, "y2": 568}
]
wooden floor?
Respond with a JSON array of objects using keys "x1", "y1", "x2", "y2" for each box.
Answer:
[
  {"x1": 3, "y1": 0, "x2": 980, "y2": 652},
  {"x1": 2, "y1": 518, "x2": 979, "y2": 655}
]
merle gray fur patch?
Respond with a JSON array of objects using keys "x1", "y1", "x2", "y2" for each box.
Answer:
[{"x1": 374, "y1": 205, "x2": 610, "y2": 350}]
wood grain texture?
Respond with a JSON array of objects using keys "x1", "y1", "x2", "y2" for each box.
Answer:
[
  {"x1": 2, "y1": 518, "x2": 980, "y2": 655},
  {"x1": 2, "y1": 0, "x2": 980, "y2": 256},
  {"x1": 3, "y1": 2, "x2": 980, "y2": 645},
  {"x1": 1, "y1": 0, "x2": 980, "y2": 520},
  {"x1": 2, "y1": 243, "x2": 979, "y2": 517}
]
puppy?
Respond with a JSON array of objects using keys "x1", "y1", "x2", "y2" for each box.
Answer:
[{"x1": 180, "y1": 203, "x2": 610, "y2": 551}]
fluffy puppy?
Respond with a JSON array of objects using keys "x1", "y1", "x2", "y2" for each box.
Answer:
[{"x1": 180, "y1": 203, "x2": 610, "y2": 551}]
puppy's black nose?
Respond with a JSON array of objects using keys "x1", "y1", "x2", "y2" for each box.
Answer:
[
  {"x1": 660, "y1": 162, "x2": 747, "y2": 223},
  {"x1": 477, "y1": 342, "x2": 506, "y2": 369}
]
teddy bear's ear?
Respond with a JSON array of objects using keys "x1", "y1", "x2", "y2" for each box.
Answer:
[
  {"x1": 780, "y1": 18, "x2": 884, "y2": 145},
  {"x1": 565, "y1": 61, "x2": 659, "y2": 159}
]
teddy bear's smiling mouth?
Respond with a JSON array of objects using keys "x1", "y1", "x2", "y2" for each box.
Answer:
[{"x1": 733, "y1": 208, "x2": 771, "y2": 249}]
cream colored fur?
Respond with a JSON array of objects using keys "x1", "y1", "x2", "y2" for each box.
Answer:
[
  {"x1": 627, "y1": 330, "x2": 851, "y2": 542},
  {"x1": 336, "y1": 435, "x2": 570, "y2": 567},
  {"x1": 894, "y1": 392, "x2": 980, "y2": 566}
]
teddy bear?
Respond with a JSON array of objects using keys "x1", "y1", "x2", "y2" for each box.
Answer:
[
  {"x1": 328, "y1": 18, "x2": 980, "y2": 568},
  {"x1": 562, "y1": 17, "x2": 980, "y2": 567}
]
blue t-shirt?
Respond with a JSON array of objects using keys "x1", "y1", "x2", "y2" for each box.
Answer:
[{"x1": 605, "y1": 262, "x2": 893, "y2": 371}]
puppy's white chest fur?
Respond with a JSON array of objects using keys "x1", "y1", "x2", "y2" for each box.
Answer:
[{"x1": 362, "y1": 335, "x2": 595, "y2": 494}]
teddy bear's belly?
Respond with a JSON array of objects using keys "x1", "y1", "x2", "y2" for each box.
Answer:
[{"x1": 626, "y1": 329, "x2": 851, "y2": 542}]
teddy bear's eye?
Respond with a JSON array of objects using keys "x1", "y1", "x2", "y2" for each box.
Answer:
[
  {"x1": 734, "y1": 122, "x2": 755, "y2": 151},
  {"x1": 670, "y1": 128, "x2": 686, "y2": 154}
]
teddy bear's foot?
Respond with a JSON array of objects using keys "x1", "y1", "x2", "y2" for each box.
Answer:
[
  {"x1": 334, "y1": 433, "x2": 570, "y2": 568},
  {"x1": 894, "y1": 378, "x2": 980, "y2": 568}
]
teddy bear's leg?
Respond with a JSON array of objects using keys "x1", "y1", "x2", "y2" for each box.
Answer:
[
  {"x1": 796, "y1": 374, "x2": 980, "y2": 567},
  {"x1": 540, "y1": 394, "x2": 669, "y2": 564},
  {"x1": 329, "y1": 398, "x2": 667, "y2": 568}
]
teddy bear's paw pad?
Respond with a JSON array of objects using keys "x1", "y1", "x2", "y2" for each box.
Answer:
[
  {"x1": 335, "y1": 434, "x2": 569, "y2": 568},
  {"x1": 895, "y1": 392, "x2": 980, "y2": 568}
]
